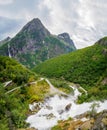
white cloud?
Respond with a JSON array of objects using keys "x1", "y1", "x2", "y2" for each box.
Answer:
[
  {"x1": 0, "y1": 16, "x2": 24, "y2": 40},
  {"x1": 0, "y1": 0, "x2": 107, "y2": 48},
  {"x1": 0, "y1": 0, "x2": 13, "y2": 5}
]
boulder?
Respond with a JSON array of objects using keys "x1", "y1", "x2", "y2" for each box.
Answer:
[{"x1": 65, "y1": 103, "x2": 72, "y2": 111}]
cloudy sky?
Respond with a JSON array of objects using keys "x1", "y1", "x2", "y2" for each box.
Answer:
[{"x1": 0, "y1": 0, "x2": 107, "y2": 48}]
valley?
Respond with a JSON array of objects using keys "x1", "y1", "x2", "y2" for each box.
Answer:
[{"x1": 0, "y1": 18, "x2": 107, "y2": 130}]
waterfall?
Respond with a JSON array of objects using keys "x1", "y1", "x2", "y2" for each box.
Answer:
[{"x1": 8, "y1": 43, "x2": 12, "y2": 58}]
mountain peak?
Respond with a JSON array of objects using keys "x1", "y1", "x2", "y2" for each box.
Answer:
[
  {"x1": 58, "y1": 32, "x2": 70, "y2": 39},
  {"x1": 29, "y1": 18, "x2": 43, "y2": 27},
  {"x1": 58, "y1": 32, "x2": 76, "y2": 49},
  {"x1": 0, "y1": 18, "x2": 76, "y2": 68},
  {"x1": 21, "y1": 18, "x2": 50, "y2": 37},
  {"x1": 31, "y1": 18, "x2": 41, "y2": 23}
]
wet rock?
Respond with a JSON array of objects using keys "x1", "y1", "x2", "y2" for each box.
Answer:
[
  {"x1": 46, "y1": 113, "x2": 56, "y2": 119},
  {"x1": 34, "y1": 104, "x2": 41, "y2": 111},
  {"x1": 65, "y1": 103, "x2": 72, "y2": 111},
  {"x1": 46, "y1": 105, "x2": 53, "y2": 110},
  {"x1": 30, "y1": 102, "x2": 43, "y2": 113},
  {"x1": 58, "y1": 109, "x2": 64, "y2": 115}
]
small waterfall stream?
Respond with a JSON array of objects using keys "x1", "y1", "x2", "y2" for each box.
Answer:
[{"x1": 8, "y1": 43, "x2": 12, "y2": 58}]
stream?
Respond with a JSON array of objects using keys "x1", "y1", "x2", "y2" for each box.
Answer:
[{"x1": 26, "y1": 79, "x2": 107, "y2": 130}]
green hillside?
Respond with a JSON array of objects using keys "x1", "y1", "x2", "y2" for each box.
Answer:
[
  {"x1": 0, "y1": 56, "x2": 38, "y2": 130},
  {"x1": 0, "y1": 55, "x2": 35, "y2": 85},
  {"x1": 34, "y1": 37, "x2": 107, "y2": 102}
]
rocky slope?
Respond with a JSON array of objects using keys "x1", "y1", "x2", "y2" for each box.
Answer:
[
  {"x1": 0, "y1": 18, "x2": 76, "y2": 68},
  {"x1": 52, "y1": 110, "x2": 107, "y2": 130}
]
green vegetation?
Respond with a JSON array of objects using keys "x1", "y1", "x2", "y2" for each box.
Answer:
[
  {"x1": 51, "y1": 117, "x2": 73, "y2": 130},
  {"x1": 16, "y1": 35, "x2": 75, "y2": 68},
  {"x1": 44, "y1": 35, "x2": 74, "y2": 53},
  {"x1": 0, "y1": 55, "x2": 36, "y2": 85},
  {"x1": 88, "y1": 103, "x2": 100, "y2": 118},
  {"x1": 50, "y1": 79, "x2": 73, "y2": 94},
  {"x1": 0, "y1": 78, "x2": 50, "y2": 130},
  {"x1": 0, "y1": 83, "x2": 29, "y2": 130},
  {"x1": 0, "y1": 35, "x2": 75, "y2": 68},
  {"x1": 34, "y1": 38, "x2": 107, "y2": 102},
  {"x1": 0, "y1": 56, "x2": 40, "y2": 130},
  {"x1": 25, "y1": 79, "x2": 50, "y2": 103},
  {"x1": 51, "y1": 125, "x2": 62, "y2": 130}
]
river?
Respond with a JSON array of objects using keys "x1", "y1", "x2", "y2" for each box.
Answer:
[{"x1": 26, "y1": 79, "x2": 107, "y2": 130}]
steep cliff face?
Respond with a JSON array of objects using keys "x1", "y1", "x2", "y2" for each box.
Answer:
[
  {"x1": 0, "y1": 18, "x2": 76, "y2": 68},
  {"x1": 58, "y1": 32, "x2": 76, "y2": 50}
]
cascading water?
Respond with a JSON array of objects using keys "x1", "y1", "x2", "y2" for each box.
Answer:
[
  {"x1": 26, "y1": 79, "x2": 107, "y2": 130},
  {"x1": 8, "y1": 43, "x2": 11, "y2": 58}
]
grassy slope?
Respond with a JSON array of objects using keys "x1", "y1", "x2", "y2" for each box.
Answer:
[{"x1": 34, "y1": 40, "x2": 107, "y2": 102}]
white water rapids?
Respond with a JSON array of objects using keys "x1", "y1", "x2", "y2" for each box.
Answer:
[{"x1": 26, "y1": 79, "x2": 107, "y2": 130}]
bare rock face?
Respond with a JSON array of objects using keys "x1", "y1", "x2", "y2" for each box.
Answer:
[
  {"x1": 21, "y1": 18, "x2": 50, "y2": 42},
  {"x1": 58, "y1": 32, "x2": 76, "y2": 49}
]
